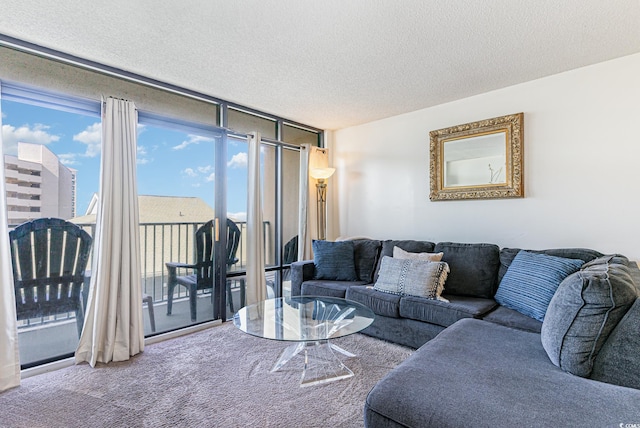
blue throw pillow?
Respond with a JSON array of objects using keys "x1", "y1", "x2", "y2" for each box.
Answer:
[
  {"x1": 495, "y1": 250, "x2": 583, "y2": 321},
  {"x1": 312, "y1": 240, "x2": 358, "y2": 281}
]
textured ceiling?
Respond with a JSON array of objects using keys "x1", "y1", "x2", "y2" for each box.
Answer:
[{"x1": 1, "y1": 0, "x2": 640, "y2": 130}]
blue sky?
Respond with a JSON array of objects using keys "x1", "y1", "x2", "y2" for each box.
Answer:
[{"x1": 1, "y1": 99, "x2": 249, "y2": 219}]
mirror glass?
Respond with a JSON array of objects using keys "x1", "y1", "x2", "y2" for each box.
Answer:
[{"x1": 443, "y1": 131, "x2": 507, "y2": 188}]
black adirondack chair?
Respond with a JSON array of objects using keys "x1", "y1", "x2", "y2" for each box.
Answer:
[
  {"x1": 165, "y1": 219, "x2": 242, "y2": 322},
  {"x1": 9, "y1": 218, "x2": 93, "y2": 338}
]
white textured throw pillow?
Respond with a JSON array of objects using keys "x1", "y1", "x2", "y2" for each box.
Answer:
[
  {"x1": 374, "y1": 256, "x2": 449, "y2": 300},
  {"x1": 393, "y1": 246, "x2": 444, "y2": 262}
]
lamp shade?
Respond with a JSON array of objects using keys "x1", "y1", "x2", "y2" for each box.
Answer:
[{"x1": 310, "y1": 167, "x2": 335, "y2": 180}]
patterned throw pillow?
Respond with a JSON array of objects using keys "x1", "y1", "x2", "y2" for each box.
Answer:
[
  {"x1": 393, "y1": 246, "x2": 443, "y2": 262},
  {"x1": 312, "y1": 240, "x2": 358, "y2": 281},
  {"x1": 495, "y1": 250, "x2": 583, "y2": 321},
  {"x1": 374, "y1": 256, "x2": 449, "y2": 300}
]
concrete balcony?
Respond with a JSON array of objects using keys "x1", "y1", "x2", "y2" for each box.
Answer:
[
  {"x1": 17, "y1": 277, "x2": 287, "y2": 367},
  {"x1": 6, "y1": 197, "x2": 40, "y2": 207},
  {"x1": 18, "y1": 294, "x2": 224, "y2": 367},
  {"x1": 5, "y1": 182, "x2": 42, "y2": 196},
  {"x1": 11, "y1": 220, "x2": 288, "y2": 368}
]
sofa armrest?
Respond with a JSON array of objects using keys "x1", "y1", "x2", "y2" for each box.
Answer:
[{"x1": 290, "y1": 260, "x2": 315, "y2": 297}]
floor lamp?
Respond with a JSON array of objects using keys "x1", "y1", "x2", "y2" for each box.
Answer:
[{"x1": 310, "y1": 167, "x2": 335, "y2": 241}]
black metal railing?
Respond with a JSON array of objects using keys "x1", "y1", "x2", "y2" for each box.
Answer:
[{"x1": 9, "y1": 219, "x2": 277, "y2": 329}]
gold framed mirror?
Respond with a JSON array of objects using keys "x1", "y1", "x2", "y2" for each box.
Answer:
[{"x1": 429, "y1": 113, "x2": 524, "y2": 201}]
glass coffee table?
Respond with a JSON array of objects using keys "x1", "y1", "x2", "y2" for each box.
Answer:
[{"x1": 233, "y1": 296, "x2": 375, "y2": 387}]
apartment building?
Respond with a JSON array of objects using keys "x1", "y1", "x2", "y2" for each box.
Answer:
[{"x1": 4, "y1": 142, "x2": 76, "y2": 225}]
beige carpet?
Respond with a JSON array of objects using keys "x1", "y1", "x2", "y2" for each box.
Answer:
[{"x1": 0, "y1": 322, "x2": 413, "y2": 428}]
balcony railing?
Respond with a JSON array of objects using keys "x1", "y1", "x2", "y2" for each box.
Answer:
[
  {"x1": 9, "y1": 219, "x2": 291, "y2": 366},
  {"x1": 8, "y1": 220, "x2": 272, "y2": 325}
]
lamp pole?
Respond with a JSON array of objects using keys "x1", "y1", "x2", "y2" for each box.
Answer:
[
  {"x1": 309, "y1": 167, "x2": 335, "y2": 241},
  {"x1": 316, "y1": 178, "x2": 328, "y2": 240}
]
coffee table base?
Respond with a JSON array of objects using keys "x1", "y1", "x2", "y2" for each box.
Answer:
[{"x1": 271, "y1": 340, "x2": 356, "y2": 387}]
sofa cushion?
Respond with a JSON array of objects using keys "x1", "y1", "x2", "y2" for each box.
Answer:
[
  {"x1": 300, "y1": 280, "x2": 368, "y2": 298},
  {"x1": 433, "y1": 242, "x2": 500, "y2": 298},
  {"x1": 374, "y1": 240, "x2": 436, "y2": 281},
  {"x1": 498, "y1": 247, "x2": 603, "y2": 283},
  {"x1": 312, "y1": 240, "x2": 358, "y2": 281},
  {"x1": 399, "y1": 295, "x2": 497, "y2": 328},
  {"x1": 541, "y1": 256, "x2": 638, "y2": 378},
  {"x1": 591, "y1": 298, "x2": 640, "y2": 389},
  {"x1": 364, "y1": 318, "x2": 640, "y2": 428},
  {"x1": 373, "y1": 256, "x2": 449, "y2": 300},
  {"x1": 346, "y1": 286, "x2": 401, "y2": 318},
  {"x1": 481, "y1": 305, "x2": 543, "y2": 333},
  {"x1": 381, "y1": 239, "x2": 437, "y2": 258},
  {"x1": 495, "y1": 250, "x2": 583, "y2": 322},
  {"x1": 392, "y1": 246, "x2": 443, "y2": 261},
  {"x1": 352, "y1": 239, "x2": 382, "y2": 283}
]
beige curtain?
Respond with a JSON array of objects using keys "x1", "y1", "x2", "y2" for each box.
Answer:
[
  {"x1": 245, "y1": 132, "x2": 267, "y2": 305},
  {"x1": 297, "y1": 144, "x2": 311, "y2": 261},
  {"x1": 0, "y1": 84, "x2": 21, "y2": 391},
  {"x1": 75, "y1": 97, "x2": 144, "y2": 366}
]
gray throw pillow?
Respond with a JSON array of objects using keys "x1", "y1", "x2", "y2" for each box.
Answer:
[
  {"x1": 312, "y1": 240, "x2": 358, "y2": 281},
  {"x1": 541, "y1": 256, "x2": 638, "y2": 378},
  {"x1": 434, "y1": 242, "x2": 500, "y2": 298},
  {"x1": 590, "y1": 298, "x2": 640, "y2": 389},
  {"x1": 373, "y1": 256, "x2": 449, "y2": 300}
]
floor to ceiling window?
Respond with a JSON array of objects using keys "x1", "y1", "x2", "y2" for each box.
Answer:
[
  {"x1": 1, "y1": 84, "x2": 100, "y2": 368},
  {"x1": 136, "y1": 114, "x2": 222, "y2": 333},
  {"x1": 1, "y1": 40, "x2": 323, "y2": 369}
]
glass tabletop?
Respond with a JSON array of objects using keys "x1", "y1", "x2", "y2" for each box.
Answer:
[{"x1": 233, "y1": 296, "x2": 375, "y2": 342}]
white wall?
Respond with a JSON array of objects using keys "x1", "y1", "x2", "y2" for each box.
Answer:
[{"x1": 331, "y1": 53, "x2": 640, "y2": 261}]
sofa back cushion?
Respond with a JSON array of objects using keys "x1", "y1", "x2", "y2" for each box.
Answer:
[
  {"x1": 373, "y1": 240, "x2": 436, "y2": 282},
  {"x1": 433, "y1": 242, "x2": 500, "y2": 298},
  {"x1": 312, "y1": 240, "x2": 358, "y2": 281},
  {"x1": 541, "y1": 256, "x2": 638, "y2": 378},
  {"x1": 590, "y1": 298, "x2": 640, "y2": 389},
  {"x1": 498, "y1": 247, "x2": 603, "y2": 284},
  {"x1": 352, "y1": 239, "x2": 382, "y2": 283}
]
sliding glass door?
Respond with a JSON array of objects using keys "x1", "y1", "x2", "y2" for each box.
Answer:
[{"x1": 137, "y1": 113, "x2": 228, "y2": 332}]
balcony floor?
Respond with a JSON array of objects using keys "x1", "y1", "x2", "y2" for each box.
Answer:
[{"x1": 18, "y1": 294, "x2": 236, "y2": 367}]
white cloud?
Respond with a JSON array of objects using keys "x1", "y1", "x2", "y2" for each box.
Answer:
[
  {"x1": 1, "y1": 123, "x2": 60, "y2": 155},
  {"x1": 73, "y1": 122, "x2": 101, "y2": 157},
  {"x1": 183, "y1": 167, "x2": 198, "y2": 177},
  {"x1": 136, "y1": 145, "x2": 152, "y2": 165},
  {"x1": 172, "y1": 134, "x2": 214, "y2": 150},
  {"x1": 228, "y1": 152, "x2": 248, "y2": 169},
  {"x1": 182, "y1": 164, "x2": 215, "y2": 183},
  {"x1": 73, "y1": 122, "x2": 101, "y2": 144},
  {"x1": 58, "y1": 153, "x2": 79, "y2": 166}
]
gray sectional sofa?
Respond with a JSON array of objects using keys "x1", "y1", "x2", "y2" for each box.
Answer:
[{"x1": 291, "y1": 239, "x2": 640, "y2": 427}]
